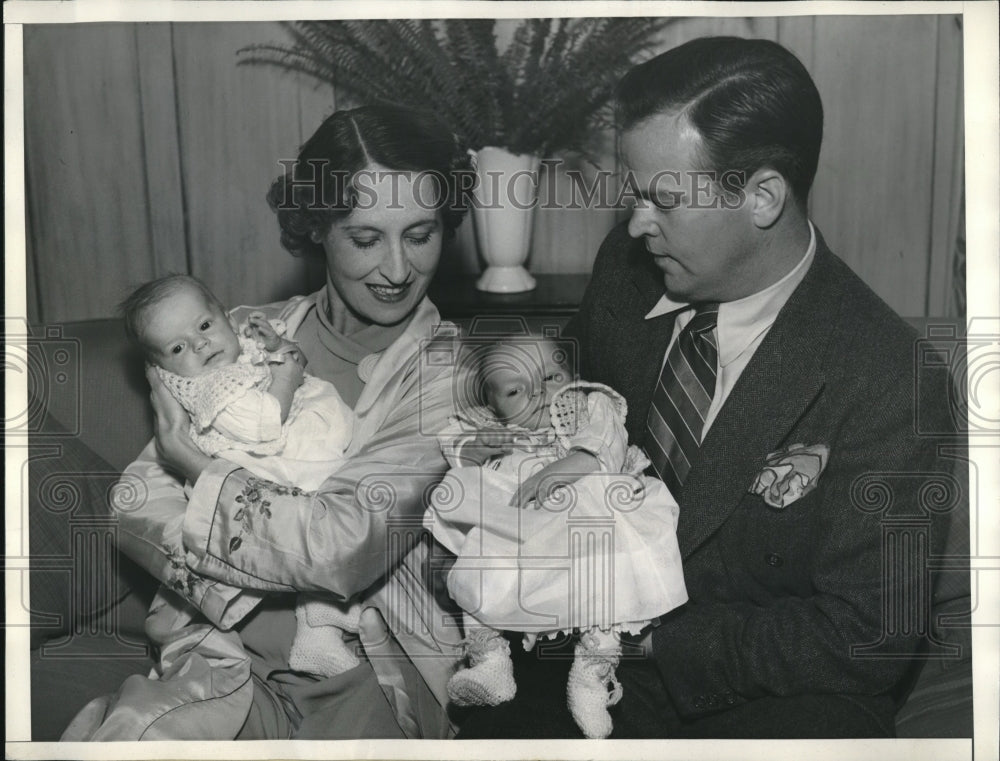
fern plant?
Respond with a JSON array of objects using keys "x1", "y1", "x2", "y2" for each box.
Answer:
[{"x1": 239, "y1": 18, "x2": 672, "y2": 157}]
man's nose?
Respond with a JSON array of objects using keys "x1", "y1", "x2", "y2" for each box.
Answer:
[{"x1": 627, "y1": 205, "x2": 658, "y2": 239}]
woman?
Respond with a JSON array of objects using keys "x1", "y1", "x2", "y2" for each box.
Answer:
[{"x1": 64, "y1": 105, "x2": 474, "y2": 740}]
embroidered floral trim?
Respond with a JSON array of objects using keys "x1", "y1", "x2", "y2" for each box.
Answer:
[
  {"x1": 228, "y1": 476, "x2": 306, "y2": 553},
  {"x1": 162, "y1": 542, "x2": 199, "y2": 599}
]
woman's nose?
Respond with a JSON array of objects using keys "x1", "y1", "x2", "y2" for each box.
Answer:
[{"x1": 380, "y1": 239, "x2": 409, "y2": 283}]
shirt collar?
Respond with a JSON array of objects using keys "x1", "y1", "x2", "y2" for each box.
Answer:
[{"x1": 645, "y1": 222, "x2": 817, "y2": 367}]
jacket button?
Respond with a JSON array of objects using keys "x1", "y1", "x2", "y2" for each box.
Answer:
[
  {"x1": 725, "y1": 693, "x2": 737, "y2": 705},
  {"x1": 693, "y1": 696, "x2": 705, "y2": 709},
  {"x1": 765, "y1": 552, "x2": 784, "y2": 567}
]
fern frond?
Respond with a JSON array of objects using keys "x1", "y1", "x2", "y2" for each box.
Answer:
[{"x1": 237, "y1": 17, "x2": 677, "y2": 159}]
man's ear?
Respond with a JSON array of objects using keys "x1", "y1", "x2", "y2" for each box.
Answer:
[{"x1": 747, "y1": 169, "x2": 788, "y2": 229}]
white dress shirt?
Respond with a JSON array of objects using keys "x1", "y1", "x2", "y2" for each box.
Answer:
[{"x1": 644, "y1": 222, "x2": 817, "y2": 439}]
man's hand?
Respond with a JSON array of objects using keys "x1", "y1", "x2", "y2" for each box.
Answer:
[
  {"x1": 510, "y1": 450, "x2": 600, "y2": 508},
  {"x1": 147, "y1": 366, "x2": 213, "y2": 482}
]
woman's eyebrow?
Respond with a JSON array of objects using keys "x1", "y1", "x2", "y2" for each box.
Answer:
[
  {"x1": 340, "y1": 219, "x2": 440, "y2": 233},
  {"x1": 405, "y1": 219, "x2": 440, "y2": 231}
]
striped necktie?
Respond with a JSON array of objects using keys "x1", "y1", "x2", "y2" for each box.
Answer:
[{"x1": 645, "y1": 303, "x2": 720, "y2": 495}]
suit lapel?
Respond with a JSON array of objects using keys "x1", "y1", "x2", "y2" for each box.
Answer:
[{"x1": 676, "y1": 240, "x2": 842, "y2": 558}]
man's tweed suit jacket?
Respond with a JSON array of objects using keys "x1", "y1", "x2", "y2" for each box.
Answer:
[{"x1": 564, "y1": 222, "x2": 957, "y2": 720}]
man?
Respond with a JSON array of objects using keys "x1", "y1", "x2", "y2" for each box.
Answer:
[{"x1": 458, "y1": 36, "x2": 958, "y2": 739}]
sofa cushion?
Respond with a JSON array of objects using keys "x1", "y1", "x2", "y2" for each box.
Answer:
[{"x1": 28, "y1": 397, "x2": 157, "y2": 648}]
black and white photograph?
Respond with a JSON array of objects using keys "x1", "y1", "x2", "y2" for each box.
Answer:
[{"x1": 4, "y1": 2, "x2": 997, "y2": 759}]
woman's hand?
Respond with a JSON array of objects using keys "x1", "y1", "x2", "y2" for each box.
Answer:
[
  {"x1": 510, "y1": 450, "x2": 600, "y2": 508},
  {"x1": 147, "y1": 366, "x2": 213, "y2": 483}
]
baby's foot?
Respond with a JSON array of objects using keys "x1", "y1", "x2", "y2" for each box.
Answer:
[
  {"x1": 566, "y1": 630, "x2": 623, "y2": 739},
  {"x1": 448, "y1": 629, "x2": 516, "y2": 707}
]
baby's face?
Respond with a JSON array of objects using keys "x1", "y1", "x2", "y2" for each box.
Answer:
[
  {"x1": 483, "y1": 340, "x2": 569, "y2": 428},
  {"x1": 142, "y1": 285, "x2": 241, "y2": 377}
]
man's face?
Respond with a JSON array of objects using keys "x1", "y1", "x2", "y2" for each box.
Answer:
[{"x1": 621, "y1": 110, "x2": 757, "y2": 303}]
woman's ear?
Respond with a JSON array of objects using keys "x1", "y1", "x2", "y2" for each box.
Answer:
[{"x1": 748, "y1": 169, "x2": 788, "y2": 229}]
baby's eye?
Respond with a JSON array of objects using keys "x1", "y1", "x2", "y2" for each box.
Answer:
[
  {"x1": 200, "y1": 320, "x2": 211, "y2": 330},
  {"x1": 171, "y1": 345, "x2": 184, "y2": 355},
  {"x1": 506, "y1": 389, "x2": 520, "y2": 397}
]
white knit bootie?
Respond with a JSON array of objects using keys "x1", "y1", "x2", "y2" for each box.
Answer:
[
  {"x1": 288, "y1": 600, "x2": 361, "y2": 677},
  {"x1": 447, "y1": 628, "x2": 517, "y2": 707},
  {"x1": 566, "y1": 629, "x2": 623, "y2": 739}
]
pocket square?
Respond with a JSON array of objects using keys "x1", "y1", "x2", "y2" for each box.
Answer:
[{"x1": 750, "y1": 443, "x2": 830, "y2": 509}]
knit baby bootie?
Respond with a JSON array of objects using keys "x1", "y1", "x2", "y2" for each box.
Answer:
[
  {"x1": 288, "y1": 600, "x2": 361, "y2": 677},
  {"x1": 447, "y1": 628, "x2": 516, "y2": 707},
  {"x1": 566, "y1": 630, "x2": 623, "y2": 739}
]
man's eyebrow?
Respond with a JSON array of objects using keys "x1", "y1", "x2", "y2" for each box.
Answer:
[{"x1": 638, "y1": 188, "x2": 686, "y2": 205}]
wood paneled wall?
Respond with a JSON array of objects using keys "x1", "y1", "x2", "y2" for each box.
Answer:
[{"x1": 23, "y1": 16, "x2": 964, "y2": 323}]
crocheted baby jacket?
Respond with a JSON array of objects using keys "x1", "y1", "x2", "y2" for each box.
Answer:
[
  {"x1": 453, "y1": 381, "x2": 649, "y2": 476},
  {"x1": 156, "y1": 320, "x2": 296, "y2": 457}
]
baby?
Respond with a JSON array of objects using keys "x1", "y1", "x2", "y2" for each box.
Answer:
[
  {"x1": 425, "y1": 337, "x2": 688, "y2": 738},
  {"x1": 121, "y1": 274, "x2": 361, "y2": 678}
]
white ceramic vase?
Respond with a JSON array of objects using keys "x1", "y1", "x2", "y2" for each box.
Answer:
[{"x1": 472, "y1": 146, "x2": 540, "y2": 293}]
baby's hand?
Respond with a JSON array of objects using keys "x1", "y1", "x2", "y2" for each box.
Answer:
[
  {"x1": 270, "y1": 340, "x2": 307, "y2": 369},
  {"x1": 452, "y1": 429, "x2": 517, "y2": 467},
  {"x1": 476, "y1": 428, "x2": 522, "y2": 450},
  {"x1": 510, "y1": 450, "x2": 600, "y2": 509},
  {"x1": 245, "y1": 313, "x2": 283, "y2": 352},
  {"x1": 270, "y1": 353, "x2": 305, "y2": 392}
]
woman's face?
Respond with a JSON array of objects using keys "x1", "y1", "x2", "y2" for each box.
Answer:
[{"x1": 320, "y1": 165, "x2": 443, "y2": 334}]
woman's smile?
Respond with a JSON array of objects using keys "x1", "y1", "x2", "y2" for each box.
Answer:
[{"x1": 366, "y1": 280, "x2": 414, "y2": 303}]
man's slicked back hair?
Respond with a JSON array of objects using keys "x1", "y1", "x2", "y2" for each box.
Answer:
[{"x1": 617, "y1": 37, "x2": 824, "y2": 203}]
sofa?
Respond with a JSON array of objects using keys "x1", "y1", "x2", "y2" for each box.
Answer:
[{"x1": 23, "y1": 316, "x2": 974, "y2": 740}]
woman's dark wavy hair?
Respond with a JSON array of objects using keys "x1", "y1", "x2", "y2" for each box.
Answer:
[
  {"x1": 617, "y1": 37, "x2": 823, "y2": 205},
  {"x1": 267, "y1": 104, "x2": 474, "y2": 257}
]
